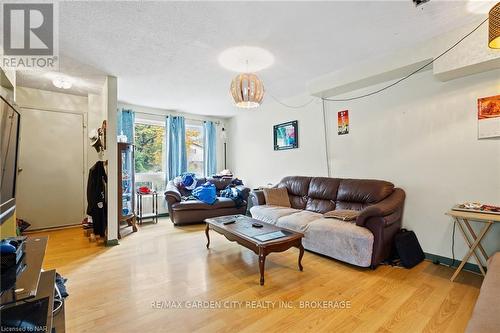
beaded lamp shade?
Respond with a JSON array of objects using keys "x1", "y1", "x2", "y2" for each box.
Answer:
[
  {"x1": 490, "y1": 2, "x2": 500, "y2": 49},
  {"x1": 230, "y1": 73, "x2": 265, "y2": 108}
]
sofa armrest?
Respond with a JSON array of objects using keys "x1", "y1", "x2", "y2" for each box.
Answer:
[
  {"x1": 249, "y1": 190, "x2": 266, "y2": 206},
  {"x1": 236, "y1": 185, "x2": 251, "y2": 201},
  {"x1": 356, "y1": 188, "x2": 405, "y2": 227},
  {"x1": 164, "y1": 181, "x2": 182, "y2": 204}
]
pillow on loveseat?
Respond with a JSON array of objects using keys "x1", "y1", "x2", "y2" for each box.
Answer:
[
  {"x1": 263, "y1": 188, "x2": 291, "y2": 208},
  {"x1": 323, "y1": 209, "x2": 359, "y2": 221}
]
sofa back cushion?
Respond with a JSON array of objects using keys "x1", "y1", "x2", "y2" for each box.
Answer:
[
  {"x1": 306, "y1": 177, "x2": 341, "y2": 213},
  {"x1": 276, "y1": 176, "x2": 311, "y2": 209},
  {"x1": 173, "y1": 177, "x2": 242, "y2": 196},
  {"x1": 207, "y1": 177, "x2": 234, "y2": 191},
  {"x1": 275, "y1": 176, "x2": 395, "y2": 213},
  {"x1": 335, "y1": 179, "x2": 394, "y2": 211}
]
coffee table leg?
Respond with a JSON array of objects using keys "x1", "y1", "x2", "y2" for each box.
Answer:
[
  {"x1": 205, "y1": 224, "x2": 210, "y2": 249},
  {"x1": 298, "y1": 243, "x2": 304, "y2": 271},
  {"x1": 259, "y1": 248, "x2": 266, "y2": 286}
]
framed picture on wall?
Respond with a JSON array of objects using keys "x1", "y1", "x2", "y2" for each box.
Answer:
[
  {"x1": 338, "y1": 110, "x2": 349, "y2": 135},
  {"x1": 273, "y1": 120, "x2": 298, "y2": 150},
  {"x1": 478, "y1": 94, "x2": 500, "y2": 139}
]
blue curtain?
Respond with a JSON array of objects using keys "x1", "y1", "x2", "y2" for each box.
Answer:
[
  {"x1": 119, "y1": 109, "x2": 135, "y2": 143},
  {"x1": 166, "y1": 116, "x2": 187, "y2": 180},
  {"x1": 203, "y1": 121, "x2": 217, "y2": 177}
]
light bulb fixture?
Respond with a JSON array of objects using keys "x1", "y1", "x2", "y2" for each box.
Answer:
[
  {"x1": 220, "y1": 127, "x2": 228, "y2": 140},
  {"x1": 52, "y1": 77, "x2": 72, "y2": 89},
  {"x1": 230, "y1": 73, "x2": 264, "y2": 108},
  {"x1": 489, "y1": 2, "x2": 500, "y2": 48}
]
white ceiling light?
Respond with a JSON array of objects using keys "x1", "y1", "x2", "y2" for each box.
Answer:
[
  {"x1": 220, "y1": 46, "x2": 272, "y2": 109},
  {"x1": 218, "y1": 46, "x2": 274, "y2": 72},
  {"x1": 52, "y1": 76, "x2": 73, "y2": 89},
  {"x1": 466, "y1": 0, "x2": 497, "y2": 14},
  {"x1": 230, "y1": 73, "x2": 265, "y2": 109}
]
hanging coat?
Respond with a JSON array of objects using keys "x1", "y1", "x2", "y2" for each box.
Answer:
[{"x1": 86, "y1": 161, "x2": 107, "y2": 237}]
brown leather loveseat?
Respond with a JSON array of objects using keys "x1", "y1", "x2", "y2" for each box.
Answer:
[
  {"x1": 250, "y1": 176, "x2": 405, "y2": 268},
  {"x1": 165, "y1": 177, "x2": 250, "y2": 225}
]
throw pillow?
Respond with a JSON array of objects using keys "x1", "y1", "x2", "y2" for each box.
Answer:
[
  {"x1": 323, "y1": 209, "x2": 359, "y2": 221},
  {"x1": 263, "y1": 188, "x2": 291, "y2": 208}
]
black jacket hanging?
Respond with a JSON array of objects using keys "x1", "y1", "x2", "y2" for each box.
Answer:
[{"x1": 86, "y1": 161, "x2": 107, "y2": 237}]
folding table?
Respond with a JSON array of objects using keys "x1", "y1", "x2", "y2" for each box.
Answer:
[{"x1": 446, "y1": 210, "x2": 500, "y2": 282}]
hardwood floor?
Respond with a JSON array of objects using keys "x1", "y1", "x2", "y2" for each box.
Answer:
[{"x1": 30, "y1": 218, "x2": 482, "y2": 333}]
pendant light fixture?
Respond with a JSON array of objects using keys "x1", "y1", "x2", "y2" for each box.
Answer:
[
  {"x1": 219, "y1": 46, "x2": 273, "y2": 109},
  {"x1": 489, "y1": 2, "x2": 500, "y2": 48},
  {"x1": 230, "y1": 72, "x2": 265, "y2": 108}
]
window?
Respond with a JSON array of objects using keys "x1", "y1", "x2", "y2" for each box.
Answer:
[
  {"x1": 134, "y1": 118, "x2": 166, "y2": 191},
  {"x1": 185, "y1": 122, "x2": 204, "y2": 176}
]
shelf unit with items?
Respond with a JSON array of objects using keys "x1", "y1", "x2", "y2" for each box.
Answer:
[{"x1": 117, "y1": 142, "x2": 138, "y2": 238}]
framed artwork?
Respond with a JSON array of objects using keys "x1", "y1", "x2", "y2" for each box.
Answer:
[
  {"x1": 338, "y1": 110, "x2": 349, "y2": 135},
  {"x1": 273, "y1": 120, "x2": 298, "y2": 150},
  {"x1": 478, "y1": 95, "x2": 500, "y2": 139}
]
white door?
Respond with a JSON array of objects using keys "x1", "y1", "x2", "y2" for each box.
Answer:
[{"x1": 16, "y1": 108, "x2": 85, "y2": 230}]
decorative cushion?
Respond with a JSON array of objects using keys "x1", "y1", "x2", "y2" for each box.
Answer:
[
  {"x1": 323, "y1": 209, "x2": 360, "y2": 221},
  {"x1": 263, "y1": 188, "x2": 291, "y2": 208}
]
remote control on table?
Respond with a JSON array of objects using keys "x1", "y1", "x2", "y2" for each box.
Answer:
[{"x1": 223, "y1": 220, "x2": 236, "y2": 225}]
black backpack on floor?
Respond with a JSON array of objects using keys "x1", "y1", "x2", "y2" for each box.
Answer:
[{"x1": 391, "y1": 229, "x2": 425, "y2": 268}]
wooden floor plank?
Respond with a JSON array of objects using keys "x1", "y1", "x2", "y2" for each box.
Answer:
[{"x1": 28, "y1": 218, "x2": 483, "y2": 333}]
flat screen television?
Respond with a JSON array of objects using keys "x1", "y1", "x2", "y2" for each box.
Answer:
[{"x1": 0, "y1": 95, "x2": 20, "y2": 224}]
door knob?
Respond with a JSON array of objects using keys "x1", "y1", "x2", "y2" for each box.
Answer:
[{"x1": 18, "y1": 168, "x2": 23, "y2": 173}]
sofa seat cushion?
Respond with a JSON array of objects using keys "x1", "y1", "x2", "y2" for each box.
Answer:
[
  {"x1": 276, "y1": 211, "x2": 323, "y2": 232},
  {"x1": 465, "y1": 252, "x2": 500, "y2": 333},
  {"x1": 250, "y1": 205, "x2": 300, "y2": 225},
  {"x1": 302, "y1": 218, "x2": 374, "y2": 267},
  {"x1": 172, "y1": 197, "x2": 237, "y2": 211}
]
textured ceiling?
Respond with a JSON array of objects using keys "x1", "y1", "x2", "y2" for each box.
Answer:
[{"x1": 17, "y1": 1, "x2": 488, "y2": 117}]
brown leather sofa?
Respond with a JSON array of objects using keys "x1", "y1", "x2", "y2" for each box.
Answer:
[
  {"x1": 250, "y1": 176, "x2": 405, "y2": 268},
  {"x1": 165, "y1": 177, "x2": 250, "y2": 225}
]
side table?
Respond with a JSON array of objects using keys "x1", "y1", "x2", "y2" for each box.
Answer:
[
  {"x1": 445, "y1": 209, "x2": 500, "y2": 281},
  {"x1": 136, "y1": 191, "x2": 159, "y2": 224}
]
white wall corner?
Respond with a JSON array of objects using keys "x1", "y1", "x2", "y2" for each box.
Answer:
[
  {"x1": 433, "y1": 21, "x2": 500, "y2": 81},
  {"x1": 0, "y1": 67, "x2": 16, "y2": 102},
  {"x1": 105, "y1": 76, "x2": 119, "y2": 242}
]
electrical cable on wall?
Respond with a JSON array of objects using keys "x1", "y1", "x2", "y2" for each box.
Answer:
[
  {"x1": 321, "y1": 17, "x2": 488, "y2": 102},
  {"x1": 268, "y1": 17, "x2": 489, "y2": 108},
  {"x1": 268, "y1": 93, "x2": 316, "y2": 109}
]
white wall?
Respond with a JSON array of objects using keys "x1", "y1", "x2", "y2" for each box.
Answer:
[
  {"x1": 228, "y1": 94, "x2": 328, "y2": 189},
  {"x1": 16, "y1": 86, "x2": 88, "y2": 112},
  {"x1": 14, "y1": 87, "x2": 108, "y2": 228},
  {"x1": 228, "y1": 70, "x2": 500, "y2": 261},
  {"x1": 324, "y1": 69, "x2": 500, "y2": 260},
  {"x1": 87, "y1": 93, "x2": 105, "y2": 170},
  {"x1": 105, "y1": 77, "x2": 119, "y2": 242},
  {"x1": 16, "y1": 86, "x2": 107, "y2": 195}
]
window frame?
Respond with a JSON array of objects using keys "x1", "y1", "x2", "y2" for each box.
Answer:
[
  {"x1": 185, "y1": 120, "x2": 205, "y2": 177},
  {"x1": 133, "y1": 115, "x2": 167, "y2": 191}
]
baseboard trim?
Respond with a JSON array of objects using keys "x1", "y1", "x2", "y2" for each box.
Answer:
[
  {"x1": 105, "y1": 239, "x2": 119, "y2": 247},
  {"x1": 424, "y1": 252, "x2": 485, "y2": 274},
  {"x1": 23, "y1": 223, "x2": 81, "y2": 233}
]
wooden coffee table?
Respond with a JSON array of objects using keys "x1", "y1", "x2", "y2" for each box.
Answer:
[{"x1": 205, "y1": 215, "x2": 304, "y2": 286}]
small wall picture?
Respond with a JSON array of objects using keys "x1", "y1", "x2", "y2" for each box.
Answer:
[
  {"x1": 478, "y1": 95, "x2": 500, "y2": 139},
  {"x1": 274, "y1": 120, "x2": 298, "y2": 150},
  {"x1": 338, "y1": 110, "x2": 349, "y2": 135}
]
